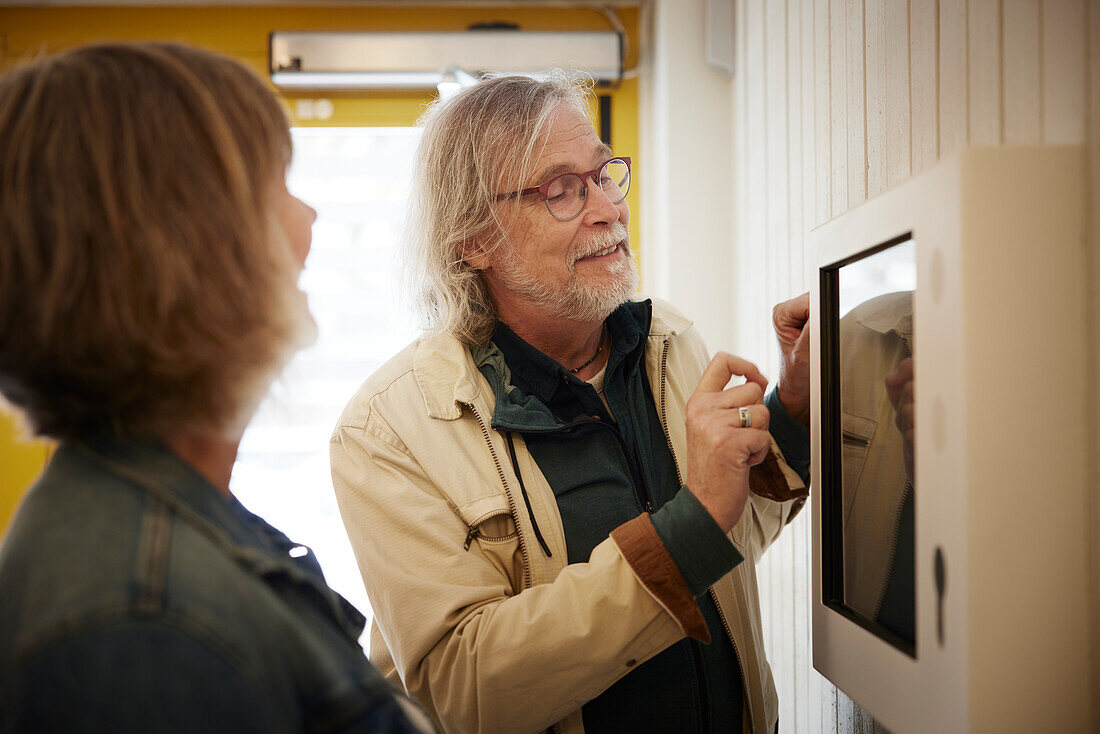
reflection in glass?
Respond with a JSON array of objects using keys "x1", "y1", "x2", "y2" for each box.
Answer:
[{"x1": 837, "y1": 241, "x2": 916, "y2": 645}]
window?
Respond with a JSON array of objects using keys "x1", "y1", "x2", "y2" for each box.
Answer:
[{"x1": 231, "y1": 127, "x2": 421, "y2": 650}]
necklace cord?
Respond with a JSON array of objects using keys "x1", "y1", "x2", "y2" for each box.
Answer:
[{"x1": 568, "y1": 329, "x2": 605, "y2": 374}]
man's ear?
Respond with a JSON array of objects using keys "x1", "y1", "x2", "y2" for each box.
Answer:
[{"x1": 461, "y1": 238, "x2": 493, "y2": 271}]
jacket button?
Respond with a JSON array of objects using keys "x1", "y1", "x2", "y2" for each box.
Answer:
[{"x1": 625, "y1": 659, "x2": 636, "y2": 667}]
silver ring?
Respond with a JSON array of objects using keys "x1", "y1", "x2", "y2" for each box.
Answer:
[{"x1": 738, "y1": 406, "x2": 752, "y2": 428}]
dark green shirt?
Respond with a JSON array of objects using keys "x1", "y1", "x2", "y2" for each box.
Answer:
[{"x1": 477, "y1": 300, "x2": 745, "y2": 734}]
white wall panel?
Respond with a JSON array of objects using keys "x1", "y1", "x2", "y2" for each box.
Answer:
[
  {"x1": 910, "y1": 0, "x2": 938, "y2": 172},
  {"x1": 844, "y1": 0, "x2": 865, "y2": 206},
  {"x1": 1088, "y1": 5, "x2": 1100, "y2": 730},
  {"x1": 968, "y1": 0, "x2": 1002, "y2": 145},
  {"x1": 727, "y1": 0, "x2": 1098, "y2": 730},
  {"x1": 1042, "y1": 0, "x2": 1086, "y2": 144},
  {"x1": 766, "y1": 0, "x2": 790, "y2": 356},
  {"x1": 939, "y1": 0, "x2": 969, "y2": 156},
  {"x1": 743, "y1": 0, "x2": 767, "y2": 358},
  {"x1": 885, "y1": 0, "x2": 911, "y2": 186},
  {"x1": 829, "y1": 0, "x2": 847, "y2": 215},
  {"x1": 865, "y1": 0, "x2": 887, "y2": 198},
  {"x1": 1003, "y1": 0, "x2": 1041, "y2": 144},
  {"x1": 814, "y1": 0, "x2": 831, "y2": 226}
]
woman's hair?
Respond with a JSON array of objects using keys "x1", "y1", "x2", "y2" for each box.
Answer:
[
  {"x1": 0, "y1": 42, "x2": 311, "y2": 441},
  {"x1": 403, "y1": 72, "x2": 593, "y2": 345}
]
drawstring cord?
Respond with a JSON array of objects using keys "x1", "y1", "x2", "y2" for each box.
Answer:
[{"x1": 505, "y1": 433, "x2": 553, "y2": 558}]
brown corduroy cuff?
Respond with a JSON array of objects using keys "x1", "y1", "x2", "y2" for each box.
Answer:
[{"x1": 610, "y1": 513, "x2": 710, "y2": 643}]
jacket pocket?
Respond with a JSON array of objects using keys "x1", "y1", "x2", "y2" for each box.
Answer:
[
  {"x1": 455, "y1": 493, "x2": 523, "y2": 590},
  {"x1": 840, "y1": 413, "x2": 877, "y2": 522}
]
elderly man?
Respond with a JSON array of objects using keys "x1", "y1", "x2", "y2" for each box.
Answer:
[{"x1": 331, "y1": 74, "x2": 811, "y2": 734}]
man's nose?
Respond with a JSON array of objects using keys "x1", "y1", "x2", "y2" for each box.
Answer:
[{"x1": 581, "y1": 177, "x2": 621, "y2": 225}]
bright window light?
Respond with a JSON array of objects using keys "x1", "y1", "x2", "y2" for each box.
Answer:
[{"x1": 232, "y1": 127, "x2": 421, "y2": 651}]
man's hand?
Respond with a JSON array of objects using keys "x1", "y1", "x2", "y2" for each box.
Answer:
[
  {"x1": 885, "y1": 357, "x2": 915, "y2": 481},
  {"x1": 772, "y1": 293, "x2": 811, "y2": 425},
  {"x1": 684, "y1": 353, "x2": 773, "y2": 533}
]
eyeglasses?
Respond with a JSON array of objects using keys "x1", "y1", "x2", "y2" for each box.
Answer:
[{"x1": 495, "y1": 156, "x2": 631, "y2": 222}]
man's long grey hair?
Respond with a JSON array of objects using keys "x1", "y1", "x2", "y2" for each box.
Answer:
[{"x1": 402, "y1": 71, "x2": 594, "y2": 345}]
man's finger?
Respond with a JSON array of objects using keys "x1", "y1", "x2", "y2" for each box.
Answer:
[
  {"x1": 695, "y1": 352, "x2": 768, "y2": 395},
  {"x1": 744, "y1": 429, "x2": 772, "y2": 466},
  {"x1": 712, "y1": 383, "x2": 767, "y2": 410},
  {"x1": 773, "y1": 292, "x2": 810, "y2": 328}
]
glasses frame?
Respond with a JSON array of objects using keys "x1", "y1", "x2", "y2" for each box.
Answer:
[{"x1": 495, "y1": 156, "x2": 632, "y2": 222}]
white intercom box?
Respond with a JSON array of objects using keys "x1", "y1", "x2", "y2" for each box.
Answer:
[{"x1": 808, "y1": 147, "x2": 1090, "y2": 733}]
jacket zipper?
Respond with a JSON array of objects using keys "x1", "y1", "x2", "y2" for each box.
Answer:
[
  {"x1": 463, "y1": 508, "x2": 516, "y2": 551},
  {"x1": 842, "y1": 430, "x2": 872, "y2": 447},
  {"x1": 465, "y1": 401, "x2": 532, "y2": 590},
  {"x1": 658, "y1": 338, "x2": 756, "y2": 733}
]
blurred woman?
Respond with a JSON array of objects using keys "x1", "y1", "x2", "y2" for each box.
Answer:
[{"x1": 0, "y1": 42, "x2": 431, "y2": 733}]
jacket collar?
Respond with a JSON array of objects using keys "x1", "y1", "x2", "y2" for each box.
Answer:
[
  {"x1": 72, "y1": 434, "x2": 368, "y2": 638},
  {"x1": 645, "y1": 296, "x2": 692, "y2": 340},
  {"x1": 412, "y1": 328, "x2": 486, "y2": 419},
  {"x1": 852, "y1": 290, "x2": 913, "y2": 340},
  {"x1": 74, "y1": 434, "x2": 272, "y2": 551},
  {"x1": 410, "y1": 295, "x2": 693, "y2": 421}
]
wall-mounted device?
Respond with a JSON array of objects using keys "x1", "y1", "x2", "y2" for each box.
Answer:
[{"x1": 809, "y1": 147, "x2": 1090, "y2": 732}]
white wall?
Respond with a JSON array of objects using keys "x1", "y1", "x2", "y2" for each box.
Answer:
[
  {"x1": 640, "y1": 0, "x2": 738, "y2": 353},
  {"x1": 642, "y1": 0, "x2": 1099, "y2": 730}
]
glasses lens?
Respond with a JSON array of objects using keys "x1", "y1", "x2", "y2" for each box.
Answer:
[
  {"x1": 545, "y1": 174, "x2": 586, "y2": 220},
  {"x1": 600, "y1": 160, "x2": 630, "y2": 203}
]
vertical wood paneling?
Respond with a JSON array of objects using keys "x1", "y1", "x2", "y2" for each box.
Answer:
[
  {"x1": 837, "y1": 689, "x2": 855, "y2": 731},
  {"x1": 763, "y1": 3, "x2": 792, "y2": 719},
  {"x1": 911, "y1": 0, "x2": 939, "y2": 171},
  {"x1": 1042, "y1": 0, "x2": 1086, "y2": 144},
  {"x1": 783, "y1": 3, "x2": 804, "y2": 724},
  {"x1": 789, "y1": 0, "x2": 804, "y2": 297},
  {"x1": 830, "y1": 0, "x2": 848, "y2": 214},
  {"x1": 1088, "y1": 5, "x2": 1100, "y2": 729},
  {"x1": 799, "y1": 0, "x2": 814, "y2": 288},
  {"x1": 865, "y1": 0, "x2": 888, "y2": 197},
  {"x1": 940, "y1": 0, "x2": 969, "y2": 156},
  {"x1": 743, "y1": 0, "x2": 768, "y2": 382},
  {"x1": 1003, "y1": 0, "x2": 1041, "y2": 143},
  {"x1": 845, "y1": 0, "x2": 866, "y2": 205},
  {"x1": 822, "y1": 683, "x2": 838, "y2": 733},
  {"x1": 733, "y1": 0, "x2": 750, "y2": 345},
  {"x1": 732, "y1": 0, "x2": 1095, "y2": 730},
  {"x1": 885, "y1": 0, "x2": 912, "y2": 186},
  {"x1": 968, "y1": 0, "x2": 1002, "y2": 144},
  {"x1": 814, "y1": 0, "x2": 832, "y2": 225},
  {"x1": 796, "y1": 5, "x2": 817, "y2": 726},
  {"x1": 767, "y1": 0, "x2": 790, "y2": 326}
]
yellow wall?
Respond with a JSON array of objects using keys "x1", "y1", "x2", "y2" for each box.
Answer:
[
  {"x1": 0, "y1": 411, "x2": 50, "y2": 537},
  {"x1": 0, "y1": 5, "x2": 640, "y2": 538}
]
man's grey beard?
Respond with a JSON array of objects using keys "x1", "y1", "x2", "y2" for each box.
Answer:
[{"x1": 495, "y1": 221, "x2": 638, "y2": 323}]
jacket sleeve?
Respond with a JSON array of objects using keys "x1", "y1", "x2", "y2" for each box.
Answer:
[
  {"x1": 668, "y1": 318, "x2": 808, "y2": 561},
  {"x1": 735, "y1": 434, "x2": 806, "y2": 558},
  {"x1": 331, "y1": 413, "x2": 701, "y2": 734}
]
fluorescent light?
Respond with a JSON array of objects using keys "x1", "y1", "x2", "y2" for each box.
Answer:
[{"x1": 271, "y1": 71, "x2": 443, "y2": 89}]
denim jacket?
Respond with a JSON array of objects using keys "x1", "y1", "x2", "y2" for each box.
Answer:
[{"x1": 0, "y1": 436, "x2": 431, "y2": 734}]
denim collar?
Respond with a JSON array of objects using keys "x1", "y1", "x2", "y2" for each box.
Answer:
[
  {"x1": 74, "y1": 435, "x2": 280, "y2": 553},
  {"x1": 70, "y1": 434, "x2": 366, "y2": 638}
]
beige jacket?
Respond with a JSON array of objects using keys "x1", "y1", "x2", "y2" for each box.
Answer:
[
  {"x1": 330, "y1": 298, "x2": 807, "y2": 734},
  {"x1": 838, "y1": 291, "x2": 913, "y2": 619}
]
